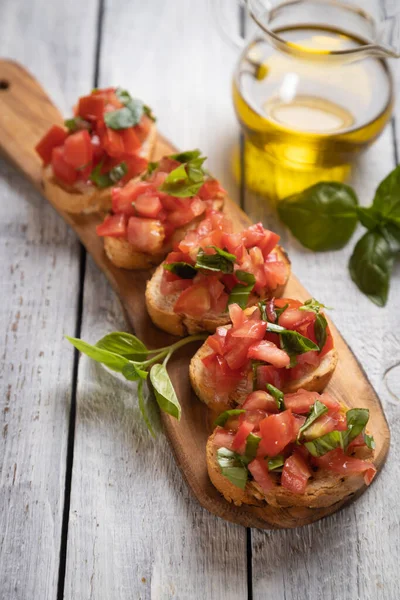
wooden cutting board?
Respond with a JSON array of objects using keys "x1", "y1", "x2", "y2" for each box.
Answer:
[{"x1": 0, "y1": 59, "x2": 390, "y2": 529}]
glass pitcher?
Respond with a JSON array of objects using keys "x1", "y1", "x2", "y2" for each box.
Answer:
[{"x1": 215, "y1": 0, "x2": 400, "y2": 200}]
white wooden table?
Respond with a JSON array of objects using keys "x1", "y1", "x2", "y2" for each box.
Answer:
[{"x1": 1, "y1": 1, "x2": 399, "y2": 598}]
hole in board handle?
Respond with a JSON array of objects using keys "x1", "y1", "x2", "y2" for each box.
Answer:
[{"x1": 0, "y1": 80, "x2": 10, "y2": 90}]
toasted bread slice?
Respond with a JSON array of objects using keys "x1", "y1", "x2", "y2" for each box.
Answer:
[
  {"x1": 206, "y1": 429, "x2": 374, "y2": 509},
  {"x1": 42, "y1": 123, "x2": 157, "y2": 214},
  {"x1": 103, "y1": 196, "x2": 225, "y2": 270},
  {"x1": 190, "y1": 340, "x2": 338, "y2": 413},
  {"x1": 145, "y1": 246, "x2": 291, "y2": 336}
]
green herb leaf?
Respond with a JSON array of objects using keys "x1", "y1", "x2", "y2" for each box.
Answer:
[
  {"x1": 304, "y1": 430, "x2": 343, "y2": 457},
  {"x1": 380, "y1": 222, "x2": 400, "y2": 255},
  {"x1": 364, "y1": 433, "x2": 376, "y2": 449},
  {"x1": 245, "y1": 433, "x2": 261, "y2": 462},
  {"x1": 357, "y1": 206, "x2": 382, "y2": 230},
  {"x1": 278, "y1": 182, "x2": 359, "y2": 251},
  {"x1": 266, "y1": 383, "x2": 285, "y2": 410},
  {"x1": 297, "y1": 400, "x2": 328, "y2": 440},
  {"x1": 195, "y1": 247, "x2": 236, "y2": 274},
  {"x1": 163, "y1": 262, "x2": 197, "y2": 279},
  {"x1": 266, "y1": 322, "x2": 320, "y2": 365},
  {"x1": 64, "y1": 116, "x2": 90, "y2": 133},
  {"x1": 160, "y1": 152, "x2": 207, "y2": 198},
  {"x1": 149, "y1": 363, "x2": 181, "y2": 420},
  {"x1": 89, "y1": 161, "x2": 127, "y2": 188},
  {"x1": 275, "y1": 303, "x2": 289, "y2": 320},
  {"x1": 342, "y1": 408, "x2": 370, "y2": 448},
  {"x1": 268, "y1": 455, "x2": 285, "y2": 471},
  {"x1": 349, "y1": 230, "x2": 394, "y2": 307},
  {"x1": 214, "y1": 409, "x2": 246, "y2": 427},
  {"x1": 299, "y1": 298, "x2": 329, "y2": 313},
  {"x1": 115, "y1": 87, "x2": 131, "y2": 104},
  {"x1": 228, "y1": 271, "x2": 256, "y2": 309},
  {"x1": 170, "y1": 149, "x2": 202, "y2": 163},
  {"x1": 66, "y1": 336, "x2": 130, "y2": 373},
  {"x1": 146, "y1": 161, "x2": 158, "y2": 176},
  {"x1": 96, "y1": 331, "x2": 148, "y2": 360},
  {"x1": 138, "y1": 379, "x2": 156, "y2": 437},
  {"x1": 143, "y1": 104, "x2": 156, "y2": 122},
  {"x1": 371, "y1": 163, "x2": 400, "y2": 227},
  {"x1": 216, "y1": 448, "x2": 248, "y2": 489},
  {"x1": 122, "y1": 362, "x2": 148, "y2": 381},
  {"x1": 104, "y1": 96, "x2": 144, "y2": 130},
  {"x1": 314, "y1": 313, "x2": 328, "y2": 352}
]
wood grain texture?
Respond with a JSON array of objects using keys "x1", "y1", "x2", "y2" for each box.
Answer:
[{"x1": 0, "y1": 1, "x2": 99, "y2": 598}]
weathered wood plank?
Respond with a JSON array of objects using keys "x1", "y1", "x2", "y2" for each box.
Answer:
[
  {"x1": 64, "y1": 1, "x2": 248, "y2": 598},
  {"x1": 246, "y1": 95, "x2": 400, "y2": 600},
  {"x1": 0, "y1": 1, "x2": 98, "y2": 598}
]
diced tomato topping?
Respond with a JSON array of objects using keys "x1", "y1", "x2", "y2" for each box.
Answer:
[
  {"x1": 242, "y1": 390, "x2": 279, "y2": 413},
  {"x1": 127, "y1": 217, "x2": 164, "y2": 252},
  {"x1": 35, "y1": 125, "x2": 68, "y2": 165},
  {"x1": 248, "y1": 458, "x2": 275, "y2": 493},
  {"x1": 63, "y1": 130, "x2": 93, "y2": 169},
  {"x1": 51, "y1": 146, "x2": 78, "y2": 185},
  {"x1": 303, "y1": 413, "x2": 339, "y2": 440},
  {"x1": 238, "y1": 410, "x2": 267, "y2": 431},
  {"x1": 135, "y1": 114, "x2": 153, "y2": 143},
  {"x1": 256, "y1": 365, "x2": 285, "y2": 391},
  {"x1": 292, "y1": 414, "x2": 307, "y2": 437},
  {"x1": 120, "y1": 127, "x2": 142, "y2": 155},
  {"x1": 134, "y1": 194, "x2": 162, "y2": 218},
  {"x1": 247, "y1": 340, "x2": 290, "y2": 368},
  {"x1": 78, "y1": 94, "x2": 105, "y2": 121},
  {"x1": 100, "y1": 127, "x2": 125, "y2": 157},
  {"x1": 314, "y1": 449, "x2": 376, "y2": 485},
  {"x1": 230, "y1": 318, "x2": 267, "y2": 340},
  {"x1": 232, "y1": 420, "x2": 255, "y2": 452},
  {"x1": 207, "y1": 327, "x2": 228, "y2": 355},
  {"x1": 259, "y1": 410, "x2": 295, "y2": 456},
  {"x1": 96, "y1": 213, "x2": 127, "y2": 238},
  {"x1": 198, "y1": 178, "x2": 226, "y2": 200},
  {"x1": 278, "y1": 308, "x2": 314, "y2": 330},
  {"x1": 281, "y1": 452, "x2": 312, "y2": 494},
  {"x1": 284, "y1": 389, "x2": 339, "y2": 414},
  {"x1": 173, "y1": 284, "x2": 211, "y2": 317},
  {"x1": 214, "y1": 356, "x2": 245, "y2": 395},
  {"x1": 213, "y1": 428, "x2": 235, "y2": 450}
]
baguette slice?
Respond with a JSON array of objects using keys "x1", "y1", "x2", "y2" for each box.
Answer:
[
  {"x1": 190, "y1": 340, "x2": 338, "y2": 413},
  {"x1": 206, "y1": 429, "x2": 374, "y2": 509},
  {"x1": 146, "y1": 246, "x2": 291, "y2": 336},
  {"x1": 42, "y1": 122, "x2": 157, "y2": 214},
  {"x1": 103, "y1": 196, "x2": 225, "y2": 270}
]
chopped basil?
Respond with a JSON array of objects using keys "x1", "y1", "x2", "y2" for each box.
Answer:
[
  {"x1": 146, "y1": 161, "x2": 158, "y2": 176},
  {"x1": 268, "y1": 455, "x2": 285, "y2": 471},
  {"x1": 251, "y1": 360, "x2": 263, "y2": 391},
  {"x1": 266, "y1": 322, "x2": 320, "y2": 366},
  {"x1": 163, "y1": 262, "x2": 197, "y2": 279},
  {"x1": 304, "y1": 430, "x2": 343, "y2": 457},
  {"x1": 227, "y1": 271, "x2": 256, "y2": 309},
  {"x1": 214, "y1": 409, "x2": 246, "y2": 427},
  {"x1": 245, "y1": 433, "x2": 261, "y2": 462},
  {"x1": 195, "y1": 247, "x2": 236, "y2": 274},
  {"x1": 275, "y1": 303, "x2": 289, "y2": 321},
  {"x1": 143, "y1": 104, "x2": 156, "y2": 122},
  {"x1": 342, "y1": 408, "x2": 370, "y2": 448},
  {"x1": 64, "y1": 116, "x2": 91, "y2": 133},
  {"x1": 216, "y1": 448, "x2": 248, "y2": 489},
  {"x1": 104, "y1": 103, "x2": 143, "y2": 129},
  {"x1": 170, "y1": 149, "x2": 202, "y2": 163},
  {"x1": 314, "y1": 313, "x2": 328, "y2": 352},
  {"x1": 297, "y1": 400, "x2": 328, "y2": 440},
  {"x1": 160, "y1": 152, "x2": 207, "y2": 198},
  {"x1": 364, "y1": 433, "x2": 376, "y2": 450},
  {"x1": 299, "y1": 298, "x2": 330, "y2": 313},
  {"x1": 89, "y1": 161, "x2": 127, "y2": 188},
  {"x1": 266, "y1": 383, "x2": 285, "y2": 410}
]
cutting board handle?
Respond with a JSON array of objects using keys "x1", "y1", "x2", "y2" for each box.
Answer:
[{"x1": 0, "y1": 59, "x2": 63, "y2": 190}]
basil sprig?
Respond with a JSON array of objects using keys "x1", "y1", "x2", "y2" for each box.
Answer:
[
  {"x1": 160, "y1": 150, "x2": 207, "y2": 197},
  {"x1": 305, "y1": 407, "x2": 375, "y2": 457},
  {"x1": 297, "y1": 400, "x2": 328, "y2": 440},
  {"x1": 266, "y1": 383, "x2": 285, "y2": 410},
  {"x1": 266, "y1": 322, "x2": 319, "y2": 366},
  {"x1": 104, "y1": 87, "x2": 156, "y2": 130},
  {"x1": 228, "y1": 271, "x2": 256, "y2": 308},
  {"x1": 89, "y1": 161, "x2": 127, "y2": 188},
  {"x1": 278, "y1": 165, "x2": 400, "y2": 306},
  {"x1": 216, "y1": 448, "x2": 249, "y2": 489},
  {"x1": 66, "y1": 331, "x2": 207, "y2": 436}
]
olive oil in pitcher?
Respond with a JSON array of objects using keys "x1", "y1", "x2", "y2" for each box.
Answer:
[{"x1": 233, "y1": 25, "x2": 393, "y2": 200}]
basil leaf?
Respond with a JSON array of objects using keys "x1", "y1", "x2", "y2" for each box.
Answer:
[
  {"x1": 228, "y1": 271, "x2": 256, "y2": 308},
  {"x1": 268, "y1": 455, "x2": 285, "y2": 471},
  {"x1": 163, "y1": 262, "x2": 197, "y2": 279},
  {"x1": 160, "y1": 153, "x2": 207, "y2": 198},
  {"x1": 195, "y1": 248, "x2": 235, "y2": 274},
  {"x1": 96, "y1": 332, "x2": 148, "y2": 360},
  {"x1": 66, "y1": 336, "x2": 130, "y2": 373},
  {"x1": 380, "y1": 222, "x2": 400, "y2": 255},
  {"x1": 150, "y1": 363, "x2": 181, "y2": 420},
  {"x1": 216, "y1": 448, "x2": 248, "y2": 489},
  {"x1": 122, "y1": 362, "x2": 148, "y2": 381},
  {"x1": 146, "y1": 161, "x2": 158, "y2": 176},
  {"x1": 371, "y1": 163, "x2": 400, "y2": 227},
  {"x1": 314, "y1": 313, "x2": 328, "y2": 352},
  {"x1": 115, "y1": 87, "x2": 131, "y2": 104},
  {"x1": 304, "y1": 430, "x2": 343, "y2": 457},
  {"x1": 164, "y1": 163, "x2": 187, "y2": 184},
  {"x1": 214, "y1": 409, "x2": 246, "y2": 427},
  {"x1": 299, "y1": 298, "x2": 329, "y2": 313},
  {"x1": 245, "y1": 433, "x2": 261, "y2": 462},
  {"x1": 297, "y1": 400, "x2": 328, "y2": 440},
  {"x1": 278, "y1": 182, "x2": 359, "y2": 251},
  {"x1": 349, "y1": 230, "x2": 394, "y2": 307},
  {"x1": 210, "y1": 246, "x2": 237, "y2": 262},
  {"x1": 342, "y1": 408, "x2": 370, "y2": 448},
  {"x1": 64, "y1": 116, "x2": 90, "y2": 133},
  {"x1": 104, "y1": 97, "x2": 144, "y2": 130},
  {"x1": 138, "y1": 379, "x2": 156, "y2": 438},
  {"x1": 357, "y1": 206, "x2": 382, "y2": 230},
  {"x1": 143, "y1": 104, "x2": 156, "y2": 122},
  {"x1": 266, "y1": 383, "x2": 285, "y2": 410},
  {"x1": 251, "y1": 360, "x2": 263, "y2": 391},
  {"x1": 265, "y1": 322, "x2": 320, "y2": 364},
  {"x1": 170, "y1": 149, "x2": 202, "y2": 163},
  {"x1": 89, "y1": 161, "x2": 127, "y2": 188},
  {"x1": 364, "y1": 433, "x2": 376, "y2": 450}
]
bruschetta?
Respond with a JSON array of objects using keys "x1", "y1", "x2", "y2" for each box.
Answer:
[
  {"x1": 35, "y1": 87, "x2": 156, "y2": 214},
  {"x1": 145, "y1": 210, "x2": 291, "y2": 335},
  {"x1": 96, "y1": 150, "x2": 227, "y2": 270},
  {"x1": 190, "y1": 298, "x2": 338, "y2": 412},
  {"x1": 207, "y1": 388, "x2": 376, "y2": 508}
]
